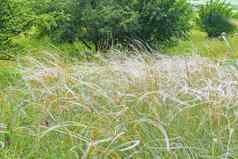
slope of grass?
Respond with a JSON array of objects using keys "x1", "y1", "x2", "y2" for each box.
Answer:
[
  {"x1": 1, "y1": 53, "x2": 238, "y2": 158},
  {"x1": 163, "y1": 29, "x2": 238, "y2": 58}
]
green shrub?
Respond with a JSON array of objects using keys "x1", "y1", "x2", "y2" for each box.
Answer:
[
  {"x1": 29, "y1": 0, "x2": 73, "y2": 43},
  {"x1": 198, "y1": 0, "x2": 236, "y2": 37},
  {"x1": 69, "y1": 0, "x2": 191, "y2": 50},
  {"x1": 0, "y1": 0, "x2": 34, "y2": 54},
  {"x1": 135, "y1": 0, "x2": 192, "y2": 47},
  {"x1": 0, "y1": 0, "x2": 193, "y2": 52},
  {"x1": 53, "y1": 0, "x2": 192, "y2": 51},
  {"x1": 0, "y1": 0, "x2": 14, "y2": 48}
]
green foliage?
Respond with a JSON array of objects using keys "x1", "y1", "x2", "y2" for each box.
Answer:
[
  {"x1": 28, "y1": 0, "x2": 72, "y2": 43},
  {"x1": 198, "y1": 0, "x2": 236, "y2": 37},
  {"x1": 135, "y1": 0, "x2": 192, "y2": 47},
  {"x1": 58, "y1": 0, "x2": 192, "y2": 51},
  {"x1": 0, "y1": 0, "x2": 34, "y2": 54},
  {"x1": 0, "y1": 0, "x2": 193, "y2": 52},
  {"x1": 0, "y1": 0, "x2": 71, "y2": 45},
  {"x1": 0, "y1": 0, "x2": 14, "y2": 47},
  {"x1": 67, "y1": 0, "x2": 138, "y2": 50}
]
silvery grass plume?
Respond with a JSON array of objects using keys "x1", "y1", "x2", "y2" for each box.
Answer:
[{"x1": 2, "y1": 52, "x2": 238, "y2": 158}]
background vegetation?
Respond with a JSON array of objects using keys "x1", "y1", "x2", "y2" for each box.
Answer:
[
  {"x1": 1, "y1": 0, "x2": 237, "y2": 58},
  {"x1": 198, "y1": 0, "x2": 236, "y2": 37}
]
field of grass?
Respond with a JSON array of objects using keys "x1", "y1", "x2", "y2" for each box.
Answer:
[
  {"x1": 1, "y1": 0, "x2": 238, "y2": 158},
  {"x1": 1, "y1": 16, "x2": 238, "y2": 158},
  {"x1": 1, "y1": 51, "x2": 238, "y2": 158},
  {"x1": 163, "y1": 29, "x2": 238, "y2": 58}
]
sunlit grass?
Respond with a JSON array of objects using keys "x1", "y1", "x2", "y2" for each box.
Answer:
[
  {"x1": 163, "y1": 29, "x2": 238, "y2": 58},
  {"x1": 1, "y1": 52, "x2": 238, "y2": 158}
]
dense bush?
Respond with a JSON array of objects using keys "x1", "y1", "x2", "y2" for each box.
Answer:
[
  {"x1": 0, "y1": 0, "x2": 70, "y2": 47},
  {"x1": 61, "y1": 0, "x2": 192, "y2": 51},
  {"x1": 135, "y1": 0, "x2": 192, "y2": 47},
  {"x1": 0, "y1": 0, "x2": 34, "y2": 54},
  {"x1": 68, "y1": 0, "x2": 137, "y2": 51},
  {"x1": 198, "y1": 0, "x2": 236, "y2": 37},
  {"x1": 0, "y1": 0, "x2": 14, "y2": 48},
  {"x1": 0, "y1": 0, "x2": 193, "y2": 52},
  {"x1": 28, "y1": 0, "x2": 72, "y2": 42}
]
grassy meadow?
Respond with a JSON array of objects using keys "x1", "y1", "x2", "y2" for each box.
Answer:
[
  {"x1": 1, "y1": 1, "x2": 238, "y2": 159},
  {"x1": 1, "y1": 19, "x2": 238, "y2": 158},
  {"x1": 1, "y1": 36, "x2": 238, "y2": 158},
  {"x1": 164, "y1": 29, "x2": 238, "y2": 58}
]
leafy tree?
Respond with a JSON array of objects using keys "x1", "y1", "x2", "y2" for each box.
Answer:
[
  {"x1": 0, "y1": 0, "x2": 193, "y2": 52},
  {"x1": 63, "y1": 0, "x2": 192, "y2": 51}
]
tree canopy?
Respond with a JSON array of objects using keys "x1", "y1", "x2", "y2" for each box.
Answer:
[{"x1": 0, "y1": 0, "x2": 193, "y2": 52}]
